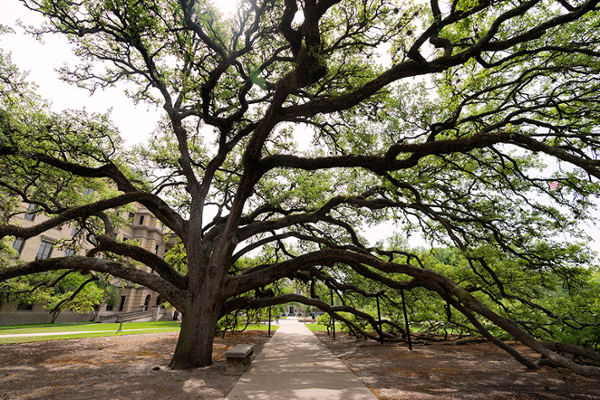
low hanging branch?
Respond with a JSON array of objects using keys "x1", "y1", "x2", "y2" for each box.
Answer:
[
  {"x1": 49, "y1": 275, "x2": 99, "y2": 314},
  {"x1": 223, "y1": 292, "x2": 403, "y2": 342}
]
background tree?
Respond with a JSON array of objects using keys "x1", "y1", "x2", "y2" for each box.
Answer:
[
  {"x1": 1, "y1": 269, "x2": 111, "y2": 323},
  {"x1": 1, "y1": 0, "x2": 600, "y2": 375}
]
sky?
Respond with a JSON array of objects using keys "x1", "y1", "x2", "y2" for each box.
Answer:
[
  {"x1": 0, "y1": 0, "x2": 250, "y2": 147},
  {"x1": 1, "y1": 0, "x2": 598, "y2": 255},
  {"x1": 0, "y1": 0, "x2": 161, "y2": 147}
]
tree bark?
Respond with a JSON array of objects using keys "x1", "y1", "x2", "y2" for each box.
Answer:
[{"x1": 168, "y1": 292, "x2": 222, "y2": 369}]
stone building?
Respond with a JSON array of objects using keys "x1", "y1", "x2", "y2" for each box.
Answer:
[{"x1": 0, "y1": 202, "x2": 179, "y2": 326}]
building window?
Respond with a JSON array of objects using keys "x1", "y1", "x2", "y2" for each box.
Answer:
[
  {"x1": 64, "y1": 248, "x2": 75, "y2": 257},
  {"x1": 106, "y1": 304, "x2": 114, "y2": 312},
  {"x1": 143, "y1": 295, "x2": 151, "y2": 311},
  {"x1": 154, "y1": 244, "x2": 160, "y2": 255},
  {"x1": 128, "y1": 212, "x2": 135, "y2": 220},
  {"x1": 118, "y1": 296, "x2": 126, "y2": 312},
  {"x1": 83, "y1": 189, "x2": 94, "y2": 195},
  {"x1": 12, "y1": 238, "x2": 25, "y2": 254},
  {"x1": 35, "y1": 240, "x2": 54, "y2": 260},
  {"x1": 24, "y1": 203, "x2": 36, "y2": 221},
  {"x1": 122, "y1": 236, "x2": 130, "y2": 242},
  {"x1": 71, "y1": 226, "x2": 79, "y2": 236},
  {"x1": 138, "y1": 215, "x2": 145, "y2": 225}
]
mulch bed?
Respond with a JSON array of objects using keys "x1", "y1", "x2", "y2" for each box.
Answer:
[
  {"x1": 0, "y1": 330, "x2": 272, "y2": 400},
  {"x1": 2, "y1": 329, "x2": 599, "y2": 400},
  {"x1": 313, "y1": 331, "x2": 600, "y2": 400}
]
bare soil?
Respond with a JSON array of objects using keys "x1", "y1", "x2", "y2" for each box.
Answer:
[
  {"x1": 1, "y1": 330, "x2": 599, "y2": 399},
  {"x1": 314, "y1": 332, "x2": 600, "y2": 400},
  {"x1": 0, "y1": 331, "x2": 271, "y2": 400}
]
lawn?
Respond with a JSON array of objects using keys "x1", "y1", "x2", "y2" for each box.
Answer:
[
  {"x1": 0, "y1": 321, "x2": 182, "y2": 344},
  {"x1": 0, "y1": 322, "x2": 95, "y2": 331},
  {"x1": 0, "y1": 321, "x2": 279, "y2": 344},
  {"x1": 234, "y1": 323, "x2": 279, "y2": 332},
  {"x1": 304, "y1": 323, "x2": 330, "y2": 332}
]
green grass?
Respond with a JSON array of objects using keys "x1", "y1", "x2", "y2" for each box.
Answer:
[
  {"x1": 0, "y1": 322, "x2": 98, "y2": 331},
  {"x1": 304, "y1": 324, "x2": 330, "y2": 332},
  {"x1": 0, "y1": 321, "x2": 181, "y2": 344},
  {"x1": 234, "y1": 323, "x2": 279, "y2": 332},
  {"x1": 0, "y1": 321, "x2": 278, "y2": 345}
]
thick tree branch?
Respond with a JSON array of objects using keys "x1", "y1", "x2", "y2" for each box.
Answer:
[
  {"x1": 95, "y1": 235, "x2": 188, "y2": 290},
  {"x1": 0, "y1": 257, "x2": 188, "y2": 312}
]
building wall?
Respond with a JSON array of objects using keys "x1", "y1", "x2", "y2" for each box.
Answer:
[
  {"x1": 0, "y1": 302, "x2": 97, "y2": 325},
  {"x1": 1, "y1": 202, "x2": 178, "y2": 325},
  {"x1": 11, "y1": 204, "x2": 85, "y2": 262}
]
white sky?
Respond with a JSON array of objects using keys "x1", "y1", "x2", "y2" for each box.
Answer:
[
  {"x1": 1, "y1": 0, "x2": 597, "y2": 256},
  {"x1": 0, "y1": 0, "x2": 160, "y2": 146},
  {"x1": 0, "y1": 0, "x2": 252, "y2": 146}
]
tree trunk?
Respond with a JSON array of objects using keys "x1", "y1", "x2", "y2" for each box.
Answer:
[
  {"x1": 51, "y1": 309, "x2": 61, "y2": 324},
  {"x1": 168, "y1": 290, "x2": 223, "y2": 369}
]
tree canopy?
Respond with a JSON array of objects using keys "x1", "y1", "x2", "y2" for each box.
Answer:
[{"x1": 1, "y1": 0, "x2": 600, "y2": 375}]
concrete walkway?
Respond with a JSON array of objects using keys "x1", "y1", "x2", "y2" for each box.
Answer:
[{"x1": 225, "y1": 317, "x2": 378, "y2": 400}]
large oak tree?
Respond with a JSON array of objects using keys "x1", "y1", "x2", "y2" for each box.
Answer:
[{"x1": 1, "y1": 0, "x2": 600, "y2": 375}]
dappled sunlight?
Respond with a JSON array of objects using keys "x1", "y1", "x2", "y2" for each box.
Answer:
[
  {"x1": 0, "y1": 331, "x2": 273, "y2": 400},
  {"x1": 181, "y1": 378, "x2": 206, "y2": 391},
  {"x1": 314, "y1": 332, "x2": 600, "y2": 399}
]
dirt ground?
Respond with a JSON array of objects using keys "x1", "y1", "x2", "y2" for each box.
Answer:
[
  {"x1": 1, "y1": 331, "x2": 599, "y2": 400},
  {"x1": 313, "y1": 332, "x2": 600, "y2": 400},
  {"x1": 0, "y1": 331, "x2": 271, "y2": 400}
]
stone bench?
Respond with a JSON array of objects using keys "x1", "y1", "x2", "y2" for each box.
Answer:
[{"x1": 224, "y1": 344, "x2": 254, "y2": 375}]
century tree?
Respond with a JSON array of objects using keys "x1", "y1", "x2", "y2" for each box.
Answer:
[{"x1": 1, "y1": 0, "x2": 600, "y2": 375}]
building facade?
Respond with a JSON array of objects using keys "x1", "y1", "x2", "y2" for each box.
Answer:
[{"x1": 0, "y1": 203, "x2": 179, "y2": 326}]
